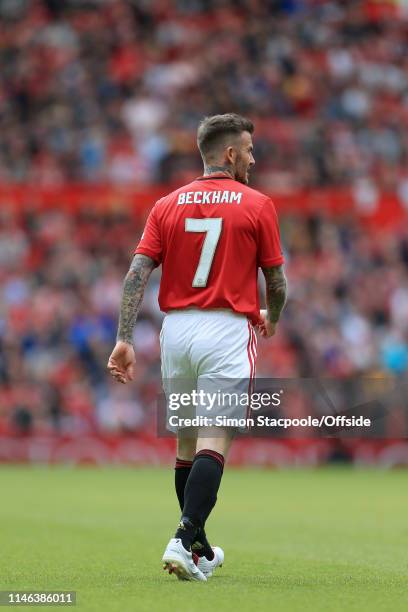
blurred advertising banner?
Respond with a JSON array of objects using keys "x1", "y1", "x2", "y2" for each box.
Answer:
[
  {"x1": 1, "y1": 435, "x2": 408, "y2": 467},
  {"x1": 0, "y1": 184, "x2": 406, "y2": 228}
]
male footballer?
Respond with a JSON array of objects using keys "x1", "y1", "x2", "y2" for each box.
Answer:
[{"x1": 107, "y1": 114, "x2": 287, "y2": 581}]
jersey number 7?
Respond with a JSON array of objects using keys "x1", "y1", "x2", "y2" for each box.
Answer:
[{"x1": 185, "y1": 218, "x2": 222, "y2": 287}]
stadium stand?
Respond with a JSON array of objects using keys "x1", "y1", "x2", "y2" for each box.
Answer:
[{"x1": 0, "y1": 1, "x2": 407, "y2": 463}]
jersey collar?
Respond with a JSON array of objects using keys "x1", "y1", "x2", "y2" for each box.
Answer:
[{"x1": 195, "y1": 173, "x2": 233, "y2": 181}]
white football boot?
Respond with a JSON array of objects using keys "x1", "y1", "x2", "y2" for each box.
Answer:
[
  {"x1": 162, "y1": 538, "x2": 207, "y2": 582},
  {"x1": 197, "y1": 546, "x2": 224, "y2": 578}
]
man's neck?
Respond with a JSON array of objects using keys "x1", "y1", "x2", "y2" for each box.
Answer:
[{"x1": 203, "y1": 165, "x2": 235, "y2": 179}]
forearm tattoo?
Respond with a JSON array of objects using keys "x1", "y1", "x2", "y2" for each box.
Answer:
[
  {"x1": 116, "y1": 254, "x2": 155, "y2": 343},
  {"x1": 262, "y1": 265, "x2": 287, "y2": 323}
]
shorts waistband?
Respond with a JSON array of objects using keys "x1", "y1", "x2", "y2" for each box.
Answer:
[{"x1": 165, "y1": 308, "x2": 247, "y2": 319}]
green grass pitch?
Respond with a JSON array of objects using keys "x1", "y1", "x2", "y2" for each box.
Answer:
[{"x1": 1, "y1": 466, "x2": 407, "y2": 611}]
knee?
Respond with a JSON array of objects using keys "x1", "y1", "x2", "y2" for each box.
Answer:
[
  {"x1": 196, "y1": 427, "x2": 233, "y2": 458},
  {"x1": 177, "y1": 435, "x2": 197, "y2": 461}
]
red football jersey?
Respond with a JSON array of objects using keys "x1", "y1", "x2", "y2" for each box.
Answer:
[{"x1": 134, "y1": 174, "x2": 284, "y2": 325}]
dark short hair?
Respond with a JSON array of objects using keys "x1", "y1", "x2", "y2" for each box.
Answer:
[{"x1": 197, "y1": 113, "x2": 254, "y2": 160}]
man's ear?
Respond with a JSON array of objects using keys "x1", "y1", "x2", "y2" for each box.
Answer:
[{"x1": 225, "y1": 145, "x2": 236, "y2": 165}]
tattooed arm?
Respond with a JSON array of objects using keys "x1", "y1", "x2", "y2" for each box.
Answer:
[
  {"x1": 258, "y1": 265, "x2": 287, "y2": 338},
  {"x1": 262, "y1": 265, "x2": 287, "y2": 323},
  {"x1": 107, "y1": 254, "x2": 156, "y2": 383},
  {"x1": 116, "y1": 254, "x2": 156, "y2": 343}
]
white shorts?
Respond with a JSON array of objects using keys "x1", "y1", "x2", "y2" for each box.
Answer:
[{"x1": 160, "y1": 309, "x2": 257, "y2": 432}]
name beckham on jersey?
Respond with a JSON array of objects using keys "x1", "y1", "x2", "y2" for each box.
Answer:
[{"x1": 177, "y1": 190, "x2": 242, "y2": 205}]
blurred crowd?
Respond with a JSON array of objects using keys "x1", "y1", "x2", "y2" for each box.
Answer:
[
  {"x1": 1, "y1": 0, "x2": 408, "y2": 195},
  {"x1": 0, "y1": 205, "x2": 407, "y2": 435},
  {"x1": 0, "y1": 0, "x2": 408, "y2": 436}
]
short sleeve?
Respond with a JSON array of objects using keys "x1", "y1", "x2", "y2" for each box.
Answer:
[
  {"x1": 134, "y1": 204, "x2": 162, "y2": 265},
  {"x1": 256, "y1": 197, "x2": 284, "y2": 267}
]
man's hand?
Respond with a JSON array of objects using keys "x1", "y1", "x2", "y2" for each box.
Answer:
[
  {"x1": 107, "y1": 341, "x2": 136, "y2": 384},
  {"x1": 257, "y1": 309, "x2": 277, "y2": 338}
]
